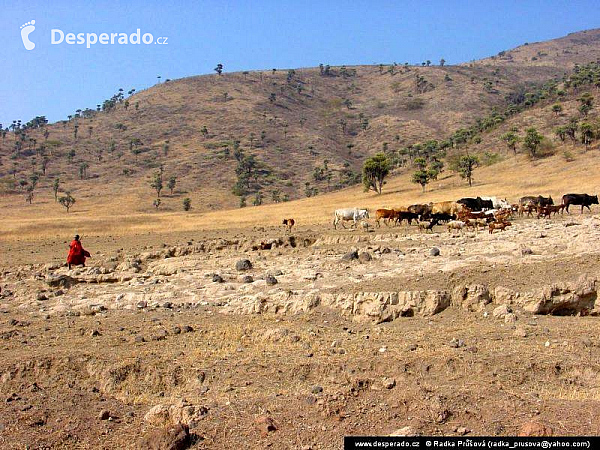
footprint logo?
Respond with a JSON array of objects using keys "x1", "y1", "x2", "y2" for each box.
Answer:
[{"x1": 20, "y1": 20, "x2": 36, "y2": 50}]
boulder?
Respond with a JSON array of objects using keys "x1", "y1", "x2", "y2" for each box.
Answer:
[
  {"x1": 492, "y1": 304, "x2": 511, "y2": 318},
  {"x1": 138, "y1": 423, "x2": 191, "y2": 450},
  {"x1": 452, "y1": 284, "x2": 491, "y2": 311},
  {"x1": 522, "y1": 276, "x2": 597, "y2": 315},
  {"x1": 235, "y1": 259, "x2": 253, "y2": 271},
  {"x1": 358, "y1": 252, "x2": 372, "y2": 263},
  {"x1": 341, "y1": 250, "x2": 359, "y2": 262}
]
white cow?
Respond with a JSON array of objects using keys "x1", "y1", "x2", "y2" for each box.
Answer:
[
  {"x1": 480, "y1": 196, "x2": 510, "y2": 209},
  {"x1": 333, "y1": 208, "x2": 369, "y2": 229}
]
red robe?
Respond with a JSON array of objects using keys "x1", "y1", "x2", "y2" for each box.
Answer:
[{"x1": 67, "y1": 240, "x2": 89, "y2": 266}]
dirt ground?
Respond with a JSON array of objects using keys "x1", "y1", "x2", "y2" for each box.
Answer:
[{"x1": 1, "y1": 213, "x2": 600, "y2": 448}]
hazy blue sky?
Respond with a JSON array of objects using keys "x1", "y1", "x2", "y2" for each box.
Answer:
[{"x1": 2, "y1": 0, "x2": 599, "y2": 126}]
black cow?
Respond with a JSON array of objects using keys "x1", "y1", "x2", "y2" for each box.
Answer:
[
  {"x1": 457, "y1": 197, "x2": 493, "y2": 212},
  {"x1": 519, "y1": 195, "x2": 554, "y2": 207},
  {"x1": 562, "y1": 193, "x2": 599, "y2": 213}
]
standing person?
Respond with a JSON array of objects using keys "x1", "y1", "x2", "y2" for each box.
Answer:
[{"x1": 67, "y1": 234, "x2": 90, "y2": 269}]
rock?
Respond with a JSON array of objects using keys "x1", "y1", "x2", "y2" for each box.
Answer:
[
  {"x1": 522, "y1": 276, "x2": 597, "y2": 315},
  {"x1": 254, "y1": 415, "x2": 278, "y2": 437},
  {"x1": 311, "y1": 385, "x2": 323, "y2": 394},
  {"x1": 504, "y1": 313, "x2": 517, "y2": 324},
  {"x1": 36, "y1": 292, "x2": 48, "y2": 301},
  {"x1": 521, "y1": 247, "x2": 534, "y2": 255},
  {"x1": 182, "y1": 325, "x2": 194, "y2": 333},
  {"x1": 358, "y1": 252, "x2": 372, "y2": 263},
  {"x1": 212, "y1": 274, "x2": 224, "y2": 283},
  {"x1": 46, "y1": 274, "x2": 78, "y2": 289},
  {"x1": 89, "y1": 329, "x2": 101, "y2": 337},
  {"x1": 98, "y1": 409, "x2": 111, "y2": 420},
  {"x1": 235, "y1": 259, "x2": 253, "y2": 271},
  {"x1": 137, "y1": 301, "x2": 148, "y2": 309},
  {"x1": 514, "y1": 326, "x2": 528, "y2": 338},
  {"x1": 382, "y1": 377, "x2": 396, "y2": 389},
  {"x1": 172, "y1": 327, "x2": 181, "y2": 335},
  {"x1": 518, "y1": 421, "x2": 553, "y2": 436},
  {"x1": 144, "y1": 405, "x2": 171, "y2": 425},
  {"x1": 341, "y1": 250, "x2": 359, "y2": 262},
  {"x1": 449, "y1": 338, "x2": 465, "y2": 348},
  {"x1": 162, "y1": 302, "x2": 173, "y2": 309},
  {"x1": 242, "y1": 275, "x2": 254, "y2": 283},
  {"x1": 430, "y1": 247, "x2": 440, "y2": 256},
  {"x1": 138, "y1": 423, "x2": 191, "y2": 450},
  {"x1": 452, "y1": 284, "x2": 491, "y2": 311},
  {"x1": 134, "y1": 336, "x2": 146, "y2": 343},
  {"x1": 265, "y1": 275, "x2": 278, "y2": 286},
  {"x1": 390, "y1": 426, "x2": 419, "y2": 436},
  {"x1": 407, "y1": 344, "x2": 418, "y2": 351},
  {"x1": 492, "y1": 304, "x2": 511, "y2": 318},
  {"x1": 454, "y1": 426, "x2": 469, "y2": 435}
]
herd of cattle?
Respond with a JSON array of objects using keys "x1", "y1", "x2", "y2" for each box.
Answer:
[{"x1": 332, "y1": 193, "x2": 599, "y2": 234}]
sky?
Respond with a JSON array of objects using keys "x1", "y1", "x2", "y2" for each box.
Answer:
[{"x1": 1, "y1": 0, "x2": 600, "y2": 126}]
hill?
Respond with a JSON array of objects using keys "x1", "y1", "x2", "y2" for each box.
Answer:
[{"x1": 1, "y1": 28, "x2": 600, "y2": 230}]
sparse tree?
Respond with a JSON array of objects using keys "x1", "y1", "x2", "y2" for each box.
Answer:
[
  {"x1": 53, "y1": 178, "x2": 60, "y2": 201},
  {"x1": 523, "y1": 127, "x2": 543, "y2": 158},
  {"x1": 150, "y1": 167, "x2": 164, "y2": 197},
  {"x1": 167, "y1": 175, "x2": 177, "y2": 194},
  {"x1": 214, "y1": 63, "x2": 223, "y2": 75},
  {"x1": 412, "y1": 170, "x2": 430, "y2": 192},
  {"x1": 183, "y1": 197, "x2": 191, "y2": 211},
  {"x1": 153, "y1": 198, "x2": 161, "y2": 209},
  {"x1": 439, "y1": 58, "x2": 446, "y2": 66},
  {"x1": 457, "y1": 155, "x2": 479, "y2": 186},
  {"x1": 580, "y1": 122, "x2": 595, "y2": 150},
  {"x1": 362, "y1": 153, "x2": 390, "y2": 194},
  {"x1": 551, "y1": 103, "x2": 563, "y2": 117},
  {"x1": 500, "y1": 131, "x2": 520, "y2": 155},
  {"x1": 58, "y1": 192, "x2": 75, "y2": 213},
  {"x1": 578, "y1": 92, "x2": 593, "y2": 116}
]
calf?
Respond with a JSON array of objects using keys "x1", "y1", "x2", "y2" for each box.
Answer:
[
  {"x1": 375, "y1": 209, "x2": 396, "y2": 227},
  {"x1": 562, "y1": 193, "x2": 599, "y2": 214},
  {"x1": 489, "y1": 221, "x2": 512, "y2": 234},
  {"x1": 394, "y1": 210, "x2": 419, "y2": 226},
  {"x1": 282, "y1": 218, "x2": 295, "y2": 232}
]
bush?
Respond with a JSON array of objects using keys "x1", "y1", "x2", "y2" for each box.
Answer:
[{"x1": 183, "y1": 198, "x2": 192, "y2": 211}]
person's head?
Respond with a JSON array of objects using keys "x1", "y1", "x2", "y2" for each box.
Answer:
[{"x1": 74, "y1": 234, "x2": 80, "y2": 241}]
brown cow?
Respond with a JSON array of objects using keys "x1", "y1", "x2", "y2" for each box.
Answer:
[
  {"x1": 489, "y1": 221, "x2": 512, "y2": 233},
  {"x1": 282, "y1": 218, "x2": 295, "y2": 232}
]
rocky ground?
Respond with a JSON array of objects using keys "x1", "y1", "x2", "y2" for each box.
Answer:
[{"x1": 1, "y1": 213, "x2": 600, "y2": 448}]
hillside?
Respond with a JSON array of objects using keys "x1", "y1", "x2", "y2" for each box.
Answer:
[{"x1": 1, "y1": 28, "x2": 600, "y2": 218}]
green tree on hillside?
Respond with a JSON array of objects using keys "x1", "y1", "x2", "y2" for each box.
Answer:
[
  {"x1": 551, "y1": 104, "x2": 563, "y2": 116},
  {"x1": 58, "y1": 192, "x2": 75, "y2": 213},
  {"x1": 457, "y1": 155, "x2": 479, "y2": 186},
  {"x1": 578, "y1": 92, "x2": 593, "y2": 116},
  {"x1": 362, "y1": 153, "x2": 390, "y2": 194},
  {"x1": 167, "y1": 176, "x2": 177, "y2": 195},
  {"x1": 52, "y1": 178, "x2": 60, "y2": 201},
  {"x1": 523, "y1": 127, "x2": 543, "y2": 158},
  {"x1": 412, "y1": 170, "x2": 430, "y2": 192},
  {"x1": 183, "y1": 198, "x2": 192, "y2": 211},
  {"x1": 214, "y1": 63, "x2": 223, "y2": 75},
  {"x1": 580, "y1": 122, "x2": 595, "y2": 150},
  {"x1": 500, "y1": 131, "x2": 520, "y2": 155},
  {"x1": 150, "y1": 166, "x2": 164, "y2": 197}
]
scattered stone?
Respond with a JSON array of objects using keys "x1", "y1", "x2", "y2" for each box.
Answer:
[
  {"x1": 492, "y1": 304, "x2": 511, "y2": 318},
  {"x1": 212, "y1": 274, "x2": 224, "y2": 283},
  {"x1": 521, "y1": 248, "x2": 534, "y2": 255},
  {"x1": 407, "y1": 344, "x2": 418, "y2": 351},
  {"x1": 172, "y1": 326, "x2": 181, "y2": 335},
  {"x1": 89, "y1": 329, "x2": 101, "y2": 337},
  {"x1": 36, "y1": 292, "x2": 48, "y2": 301},
  {"x1": 254, "y1": 415, "x2": 278, "y2": 437},
  {"x1": 341, "y1": 250, "x2": 359, "y2": 262},
  {"x1": 449, "y1": 338, "x2": 465, "y2": 348},
  {"x1": 430, "y1": 247, "x2": 440, "y2": 257},
  {"x1": 382, "y1": 377, "x2": 396, "y2": 389},
  {"x1": 242, "y1": 275, "x2": 254, "y2": 283},
  {"x1": 235, "y1": 259, "x2": 253, "y2": 271},
  {"x1": 265, "y1": 275, "x2": 278, "y2": 286},
  {"x1": 514, "y1": 326, "x2": 528, "y2": 338},
  {"x1": 98, "y1": 410, "x2": 111, "y2": 420},
  {"x1": 134, "y1": 336, "x2": 146, "y2": 343},
  {"x1": 504, "y1": 313, "x2": 517, "y2": 324},
  {"x1": 137, "y1": 301, "x2": 148, "y2": 309},
  {"x1": 358, "y1": 252, "x2": 372, "y2": 263},
  {"x1": 391, "y1": 426, "x2": 419, "y2": 436},
  {"x1": 454, "y1": 426, "x2": 469, "y2": 435},
  {"x1": 138, "y1": 423, "x2": 191, "y2": 450},
  {"x1": 182, "y1": 325, "x2": 194, "y2": 333},
  {"x1": 162, "y1": 302, "x2": 173, "y2": 309},
  {"x1": 311, "y1": 385, "x2": 323, "y2": 394},
  {"x1": 518, "y1": 421, "x2": 553, "y2": 436}
]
